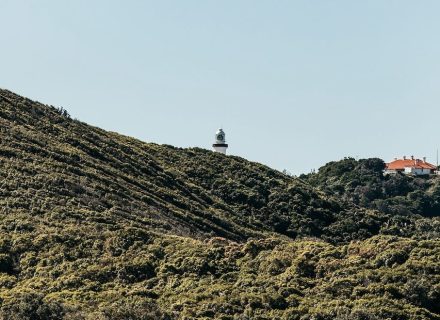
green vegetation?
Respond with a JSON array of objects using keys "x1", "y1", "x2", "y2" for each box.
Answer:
[
  {"x1": 303, "y1": 157, "x2": 440, "y2": 216},
  {"x1": 0, "y1": 89, "x2": 439, "y2": 319}
]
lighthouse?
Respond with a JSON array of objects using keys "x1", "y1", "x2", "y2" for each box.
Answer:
[{"x1": 212, "y1": 128, "x2": 228, "y2": 154}]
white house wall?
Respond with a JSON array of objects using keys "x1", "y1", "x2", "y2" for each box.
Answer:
[{"x1": 402, "y1": 167, "x2": 432, "y2": 175}]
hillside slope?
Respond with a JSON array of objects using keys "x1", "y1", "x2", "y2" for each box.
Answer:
[
  {"x1": 3, "y1": 89, "x2": 438, "y2": 244},
  {"x1": 0, "y1": 89, "x2": 253, "y2": 241},
  {"x1": 0, "y1": 89, "x2": 439, "y2": 319},
  {"x1": 0, "y1": 89, "x2": 381, "y2": 243}
]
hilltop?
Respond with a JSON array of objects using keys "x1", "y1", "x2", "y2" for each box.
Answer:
[{"x1": 0, "y1": 89, "x2": 439, "y2": 319}]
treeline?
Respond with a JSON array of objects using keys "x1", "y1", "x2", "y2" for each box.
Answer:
[{"x1": 303, "y1": 157, "x2": 440, "y2": 217}]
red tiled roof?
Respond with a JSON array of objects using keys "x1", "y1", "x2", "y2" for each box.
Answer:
[{"x1": 386, "y1": 159, "x2": 437, "y2": 170}]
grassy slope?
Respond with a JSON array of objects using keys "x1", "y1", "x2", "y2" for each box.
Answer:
[
  {"x1": 0, "y1": 89, "x2": 439, "y2": 319},
  {"x1": 0, "y1": 89, "x2": 384, "y2": 243},
  {"x1": 0, "y1": 89, "x2": 276, "y2": 241}
]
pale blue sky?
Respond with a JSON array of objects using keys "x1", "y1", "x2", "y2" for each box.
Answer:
[{"x1": 1, "y1": 1, "x2": 440, "y2": 174}]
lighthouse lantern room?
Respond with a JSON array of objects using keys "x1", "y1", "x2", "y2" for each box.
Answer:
[{"x1": 212, "y1": 128, "x2": 228, "y2": 154}]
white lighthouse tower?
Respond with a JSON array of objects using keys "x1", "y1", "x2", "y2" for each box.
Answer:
[{"x1": 212, "y1": 128, "x2": 228, "y2": 154}]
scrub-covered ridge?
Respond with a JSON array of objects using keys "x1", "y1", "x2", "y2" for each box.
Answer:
[{"x1": 0, "y1": 89, "x2": 439, "y2": 319}]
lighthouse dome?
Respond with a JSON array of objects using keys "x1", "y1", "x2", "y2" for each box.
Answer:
[
  {"x1": 215, "y1": 128, "x2": 226, "y2": 143},
  {"x1": 212, "y1": 128, "x2": 228, "y2": 154}
]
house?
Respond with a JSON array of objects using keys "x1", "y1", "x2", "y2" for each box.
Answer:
[{"x1": 385, "y1": 156, "x2": 437, "y2": 176}]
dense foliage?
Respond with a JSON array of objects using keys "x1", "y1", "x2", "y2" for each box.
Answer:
[
  {"x1": 0, "y1": 89, "x2": 439, "y2": 319},
  {"x1": 304, "y1": 157, "x2": 440, "y2": 217}
]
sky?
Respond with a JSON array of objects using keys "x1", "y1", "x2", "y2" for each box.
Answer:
[{"x1": 1, "y1": 1, "x2": 440, "y2": 174}]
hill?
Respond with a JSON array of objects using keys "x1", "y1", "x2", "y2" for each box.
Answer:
[{"x1": 0, "y1": 89, "x2": 439, "y2": 319}]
